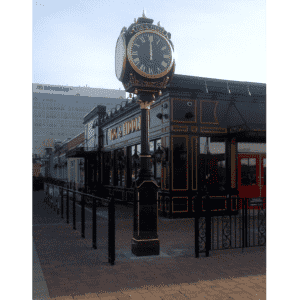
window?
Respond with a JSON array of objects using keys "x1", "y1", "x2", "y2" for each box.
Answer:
[
  {"x1": 172, "y1": 137, "x2": 188, "y2": 190},
  {"x1": 241, "y1": 158, "x2": 257, "y2": 186},
  {"x1": 199, "y1": 137, "x2": 226, "y2": 193}
]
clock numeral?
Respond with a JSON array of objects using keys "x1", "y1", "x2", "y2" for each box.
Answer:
[
  {"x1": 134, "y1": 58, "x2": 140, "y2": 63},
  {"x1": 161, "y1": 46, "x2": 167, "y2": 50},
  {"x1": 140, "y1": 37, "x2": 146, "y2": 43},
  {"x1": 140, "y1": 64, "x2": 145, "y2": 71},
  {"x1": 157, "y1": 67, "x2": 161, "y2": 73},
  {"x1": 161, "y1": 61, "x2": 167, "y2": 68},
  {"x1": 133, "y1": 43, "x2": 140, "y2": 48},
  {"x1": 132, "y1": 51, "x2": 138, "y2": 56},
  {"x1": 164, "y1": 54, "x2": 170, "y2": 58}
]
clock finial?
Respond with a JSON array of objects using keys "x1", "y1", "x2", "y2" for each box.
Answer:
[
  {"x1": 157, "y1": 21, "x2": 160, "y2": 27},
  {"x1": 142, "y1": 8, "x2": 146, "y2": 18}
]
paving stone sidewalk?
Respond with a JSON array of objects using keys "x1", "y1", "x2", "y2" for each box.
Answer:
[{"x1": 33, "y1": 191, "x2": 266, "y2": 300}]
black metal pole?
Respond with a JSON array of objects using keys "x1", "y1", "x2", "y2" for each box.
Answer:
[
  {"x1": 244, "y1": 198, "x2": 248, "y2": 248},
  {"x1": 57, "y1": 187, "x2": 64, "y2": 215},
  {"x1": 61, "y1": 187, "x2": 64, "y2": 219},
  {"x1": 66, "y1": 188, "x2": 69, "y2": 224},
  {"x1": 195, "y1": 192, "x2": 199, "y2": 258},
  {"x1": 81, "y1": 194, "x2": 85, "y2": 238},
  {"x1": 205, "y1": 193, "x2": 211, "y2": 257},
  {"x1": 92, "y1": 197, "x2": 97, "y2": 249},
  {"x1": 108, "y1": 189, "x2": 115, "y2": 265},
  {"x1": 73, "y1": 190, "x2": 76, "y2": 230}
]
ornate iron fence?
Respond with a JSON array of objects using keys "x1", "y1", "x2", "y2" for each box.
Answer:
[{"x1": 195, "y1": 196, "x2": 266, "y2": 257}]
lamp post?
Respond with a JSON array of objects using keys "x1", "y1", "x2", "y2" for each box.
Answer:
[
  {"x1": 115, "y1": 13, "x2": 175, "y2": 257},
  {"x1": 131, "y1": 92, "x2": 160, "y2": 257}
]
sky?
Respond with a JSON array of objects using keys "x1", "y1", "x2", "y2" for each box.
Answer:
[{"x1": 32, "y1": 0, "x2": 266, "y2": 90}]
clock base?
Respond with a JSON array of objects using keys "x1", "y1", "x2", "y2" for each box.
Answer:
[{"x1": 131, "y1": 239, "x2": 160, "y2": 257}]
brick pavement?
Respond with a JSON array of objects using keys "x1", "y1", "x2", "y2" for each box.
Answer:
[{"x1": 33, "y1": 191, "x2": 266, "y2": 300}]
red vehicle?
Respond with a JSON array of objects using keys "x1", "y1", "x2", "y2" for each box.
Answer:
[{"x1": 237, "y1": 152, "x2": 266, "y2": 209}]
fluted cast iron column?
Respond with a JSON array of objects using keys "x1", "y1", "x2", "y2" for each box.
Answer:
[{"x1": 131, "y1": 92, "x2": 160, "y2": 257}]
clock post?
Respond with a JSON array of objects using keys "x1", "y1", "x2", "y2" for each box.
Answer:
[{"x1": 115, "y1": 11, "x2": 175, "y2": 256}]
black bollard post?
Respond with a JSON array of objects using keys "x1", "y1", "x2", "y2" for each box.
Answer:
[
  {"x1": 61, "y1": 187, "x2": 64, "y2": 219},
  {"x1": 57, "y1": 187, "x2": 64, "y2": 215},
  {"x1": 73, "y1": 190, "x2": 76, "y2": 230},
  {"x1": 92, "y1": 197, "x2": 97, "y2": 249},
  {"x1": 205, "y1": 192, "x2": 211, "y2": 258},
  {"x1": 194, "y1": 192, "x2": 199, "y2": 258},
  {"x1": 66, "y1": 188, "x2": 69, "y2": 224},
  {"x1": 81, "y1": 194, "x2": 85, "y2": 238},
  {"x1": 108, "y1": 188, "x2": 115, "y2": 265}
]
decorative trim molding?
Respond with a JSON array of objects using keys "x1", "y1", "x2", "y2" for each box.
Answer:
[
  {"x1": 171, "y1": 125, "x2": 188, "y2": 132},
  {"x1": 200, "y1": 127, "x2": 227, "y2": 134}
]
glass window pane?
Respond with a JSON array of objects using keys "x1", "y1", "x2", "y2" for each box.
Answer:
[
  {"x1": 156, "y1": 139, "x2": 161, "y2": 150},
  {"x1": 200, "y1": 137, "x2": 207, "y2": 154},
  {"x1": 241, "y1": 158, "x2": 256, "y2": 185},
  {"x1": 263, "y1": 158, "x2": 266, "y2": 185},
  {"x1": 241, "y1": 158, "x2": 248, "y2": 166},
  {"x1": 173, "y1": 137, "x2": 187, "y2": 190},
  {"x1": 150, "y1": 141, "x2": 154, "y2": 152},
  {"x1": 156, "y1": 162, "x2": 161, "y2": 179},
  {"x1": 131, "y1": 145, "x2": 135, "y2": 156},
  {"x1": 249, "y1": 158, "x2": 256, "y2": 166},
  {"x1": 137, "y1": 144, "x2": 141, "y2": 154}
]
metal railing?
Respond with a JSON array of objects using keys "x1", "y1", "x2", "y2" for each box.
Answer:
[
  {"x1": 194, "y1": 194, "x2": 266, "y2": 258},
  {"x1": 43, "y1": 182, "x2": 116, "y2": 265}
]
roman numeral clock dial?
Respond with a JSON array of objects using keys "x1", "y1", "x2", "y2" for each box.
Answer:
[{"x1": 127, "y1": 30, "x2": 174, "y2": 79}]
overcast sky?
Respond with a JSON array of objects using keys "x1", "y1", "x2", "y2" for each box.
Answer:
[{"x1": 33, "y1": 0, "x2": 266, "y2": 90}]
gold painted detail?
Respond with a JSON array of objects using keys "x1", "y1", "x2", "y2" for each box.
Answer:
[
  {"x1": 124, "y1": 73, "x2": 170, "y2": 90},
  {"x1": 109, "y1": 116, "x2": 141, "y2": 141},
  {"x1": 172, "y1": 125, "x2": 188, "y2": 132},
  {"x1": 200, "y1": 127, "x2": 227, "y2": 133},
  {"x1": 132, "y1": 238, "x2": 159, "y2": 242},
  {"x1": 191, "y1": 126, "x2": 198, "y2": 133},
  {"x1": 137, "y1": 100, "x2": 153, "y2": 110},
  {"x1": 172, "y1": 197, "x2": 188, "y2": 213},
  {"x1": 136, "y1": 180, "x2": 159, "y2": 189},
  {"x1": 139, "y1": 155, "x2": 151, "y2": 157},
  {"x1": 171, "y1": 98, "x2": 197, "y2": 124}
]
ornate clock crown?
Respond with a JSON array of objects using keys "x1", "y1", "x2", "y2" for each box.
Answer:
[{"x1": 136, "y1": 9, "x2": 154, "y2": 24}]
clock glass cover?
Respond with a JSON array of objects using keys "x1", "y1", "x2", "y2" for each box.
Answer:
[
  {"x1": 127, "y1": 30, "x2": 173, "y2": 79},
  {"x1": 115, "y1": 34, "x2": 126, "y2": 81}
]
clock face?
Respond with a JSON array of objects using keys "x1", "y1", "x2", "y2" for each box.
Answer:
[
  {"x1": 127, "y1": 30, "x2": 174, "y2": 79},
  {"x1": 115, "y1": 34, "x2": 126, "y2": 81}
]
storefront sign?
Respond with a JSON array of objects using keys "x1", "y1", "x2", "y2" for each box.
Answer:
[{"x1": 108, "y1": 116, "x2": 141, "y2": 141}]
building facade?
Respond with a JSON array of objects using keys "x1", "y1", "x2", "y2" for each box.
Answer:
[
  {"x1": 41, "y1": 74, "x2": 266, "y2": 219},
  {"x1": 32, "y1": 83, "x2": 126, "y2": 155}
]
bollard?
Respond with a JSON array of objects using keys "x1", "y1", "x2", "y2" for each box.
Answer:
[
  {"x1": 61, "y1": 187, "x2": 64, "y2": 219},
  {"x1": 92, "y1": 197, "x2": 97, "y2": 249},
  {"x1": 194, "y1": 192, "x2": 199, "y2": 258},
  {"x1": 66, "y1": 188, "x2": 69, "y2": 224},
  {"x1": 205, "y1": 193, "x2": 211, "y2": 258},
  {"x1": 73, "y1": 190, "x2": 76, "y2": 230},
  {"x1": 108, "y1": 189, "x2": 115, "y2": 265},
  {"x1": 81, "y1": 194, "x2": 85, "y2": 238},
  {"x1": 242, "y1": 198, "x2": 248, "y2": 249}
]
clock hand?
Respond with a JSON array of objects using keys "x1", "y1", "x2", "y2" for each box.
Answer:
[{"x1": 150, "y1": 39, "x2": 153, "y2": 60}]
